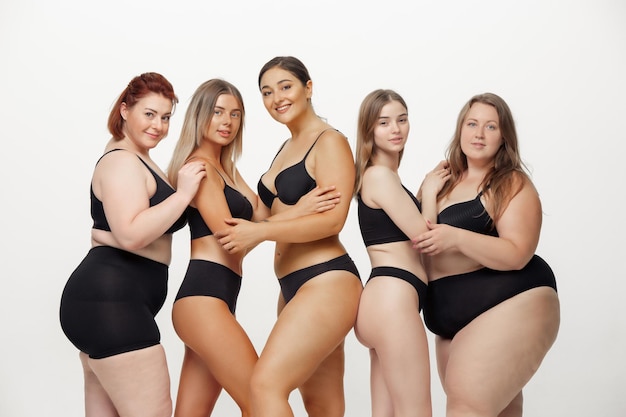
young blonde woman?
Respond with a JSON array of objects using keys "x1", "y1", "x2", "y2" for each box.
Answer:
[
  {"x1": 167, "y1": 78, "x2": 340, "y2": 417},
  {"x1": 413, "y1": 93, "x2": 560, "y2": 417},
  {"x1": 60, "y1": 72, "x2": 206, "y2": 417},
  {"x1": 354, "y1": 89, "x2": 449, "y2": 417},
  {"x1": 215, "y1": 56, "x2": 362, "y2": 417}
]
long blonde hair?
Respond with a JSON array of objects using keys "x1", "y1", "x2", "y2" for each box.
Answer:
[
  {"x1": 354, "y1": 89, "x2": 408, "y2": 197},
  {"x1": 168, "y1": 79, "x2": 245, "y2": 186},
  {"x1": 440, "y1": 92, "x2": 530, "y2": 223}
]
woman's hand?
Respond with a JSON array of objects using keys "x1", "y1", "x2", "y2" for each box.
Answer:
[
  {"x1": 420, "y1": 160, "x2": 450, "y2": 198},
  {"x1": 176, "y1": 160, "x2": 206, "y2": 201},
  {"x1": 293, "y1": 185, "x2": 341, "y2": 216},
  {"x1": 412, "y1": 220, "x2": 458, "y2": 256},
  {"x1": 214, "y1": 218, "x2": 264, "y2": 254}
]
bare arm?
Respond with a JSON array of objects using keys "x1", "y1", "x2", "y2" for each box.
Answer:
[
  {"x1": 215, "y1": 132, "x2": 354, "y2": 252},
  {"x1": 417, "y1": 160, "x2": 450, "y2": 224},
  {"x1": 235, "y1": 169, "x2": 340, "y2": 223},
  {"x1": 413, "y1": 179, "x2": 541, "y2": 270},
  {"x1": 362, "y1": 165, "x2": 428, "y2": 239},
  {"x1": 95, "y1": 151, "x2": 205, "y2": 250}
]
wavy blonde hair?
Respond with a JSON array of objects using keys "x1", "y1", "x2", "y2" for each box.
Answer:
[{"x1": 168, "y1": 79, "x2": 245, "y2": 186}]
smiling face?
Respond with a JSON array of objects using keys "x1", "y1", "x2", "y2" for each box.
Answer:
[
  {"x1": 120, "y1": 92, "x2": 173, "y2": 151},
  {"x1": 259, "y1": 67, "x2": 312, "y2": 125},
  {"x1": 373, "y1": 100, "x2": 409, "y2": 155},
  {"x1": 460, "y1": 102, "x2": 503, "y2": 164},
  {"x1": 204, "y1": 93, "x2": 242, "y2": 147}
]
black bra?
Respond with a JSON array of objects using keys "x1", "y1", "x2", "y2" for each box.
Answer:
[
  {"x1": 437, "y1": 191, "x2": 498, "y2": 236},
  {"x1": 187, "y1": 173, "x2": 253, "y2": 239},
  {"x1": 257, "y1": 129, "x2": 337, "y2": 208},
  {"x1": 358, "y1": 185, "x2": 422, "y2": 246},
  {"x1": 91, "y1": 149, "x2": 187, "y2": 234}
]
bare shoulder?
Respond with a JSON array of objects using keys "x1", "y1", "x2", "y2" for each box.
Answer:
[
  {"x1": 94, "y1": 149, "x2": 144, "y2": 180},
  {"x1": 316, "y1": 127, "x2": 350, "y2": 146}
]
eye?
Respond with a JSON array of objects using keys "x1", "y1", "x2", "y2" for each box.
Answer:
[
  {"x1": 145, "y1": 112, "x2": 155, "y2": 118},
  {"x1": 214, "y1": 109, "x2": 222, "y2": 116},
  {"x1": 467, "y1": 121, "x2": 477, "y2": 127},
  {"x1": 487, "y1": 124, "x2": 497, "y2": 130},
  {"x1": 399, "y1": 117, "x2": 408, "y2": 123},
  {"x1": 262, "y1": 90, "x2": 272, "y2": 97},
  {"x1": 162, "y1": 115, "x2": 171, "y2": 122},
  {"x1": 281, "y1": 85, "x2": 291, "y2": 91},
  {"x1": 231, "y1": 112, "x2": 241, "y2": 118}
]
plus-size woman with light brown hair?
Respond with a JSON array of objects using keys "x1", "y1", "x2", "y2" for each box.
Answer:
[{"x1": 413, "y1": 93, "x2": 560, "y2": 417}]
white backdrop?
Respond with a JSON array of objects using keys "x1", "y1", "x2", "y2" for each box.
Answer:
[{"x1": 1, "y1": 0, "x2": 624, "y2": 416}]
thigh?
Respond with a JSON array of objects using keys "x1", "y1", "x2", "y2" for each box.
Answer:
[
  {"x1": 88, "y1": 345, "x2": 172, "y2": 417},
  {"x1": 174, "y1": 346, "x2": 222, "y2": 417},
  {"x1": 80, "y1": 352, "x2": 119, "y2": 417},
  {"x1": 256, "y1": 269, "x2": 362, "y2": 392},
  {"x1": 172, "y1": 296, "x2": 258, "y2": 404},
  {"x1": 356, "y1": 277, "x2": 431, "y2": 413},
  {"x1": 443, "y1": 287, "x2": 560, "y2": 415},
  {"x1": 298, "y1": 342, "x2": 346, "y2": 417}
]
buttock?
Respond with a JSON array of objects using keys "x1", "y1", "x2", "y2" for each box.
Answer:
[
  {"x1": 279, "y1": 254, "x2": 361, "y2": 303},
  {"x1": 59, "y1": 246, "x2": 168, "y2": 359},
  {"x1": 368, "y1": 266, "x2": 428, "y2": 311},
  {"x1": 175, "y1": 259, "x2": 242, "y2": 314},
  {"x1": 424, "y1": 255, "x2": 557, "y2": 340}
]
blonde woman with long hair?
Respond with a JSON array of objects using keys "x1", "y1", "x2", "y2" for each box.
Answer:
[{"x1": 167, "y1": 78, "x2": 340, "y2": 417}]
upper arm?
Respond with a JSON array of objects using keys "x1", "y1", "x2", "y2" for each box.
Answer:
[
  {"x1": 492, "y1": 179, "x2": 542, "y2": 262},
  {"x1": 96, "y1": 152, "x2": 151, "y2": 237},
  {"x1": 364, "y1": 167, "x2": 427, "y2": 238},
  {"x1": 194, "y1": 169, "x2": 234, "y2": 234},
  {"x1": 311, "y1": 132, "x2": 355, "y2": 221}
]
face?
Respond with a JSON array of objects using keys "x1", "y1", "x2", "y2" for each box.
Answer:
[
  {"x1": 460, "y1": 102, "x2": 503, "y2": 163},
  {"x1": 121, "y1": 92, "x2": 173, "y2": 150},
  {"x1": 373, "y1": 100, "x2": 409, "y2": 154},
  {"x1": 204, "y1": 94, "x2": 242, "y2": 146},
  {"x1": 259, "y1": 67, "x2": 312, "y2": 124}
]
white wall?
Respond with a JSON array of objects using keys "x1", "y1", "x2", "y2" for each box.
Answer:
[{"x1": 1, "y1": 0, "x2": 624, "y2": 415}]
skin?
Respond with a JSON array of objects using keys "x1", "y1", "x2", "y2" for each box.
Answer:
[
  {"x1": 83, "y1": 92, "x2": 207, "y2": 417},
  {"x1": 215, "y1": 66, "x2": 362, "y2": 417},
  {"x1": 412, "y1": 102, "x2": 560, "y2": 417},
  {"x1": 354, "y1": 100, "x2": 448, "y2": 417},
  {"x1": 172, "y1": 93, "x2": 342, "y2": 417}
]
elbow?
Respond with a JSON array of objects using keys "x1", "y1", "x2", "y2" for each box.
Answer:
[
  {"x1": 327, "y1": 219, "x2": 346, "y2": 237},
  {"x1": 507, "y1": 252, "x2": 535, "y2": 271},
  {"x1": 115, "y1": 235, "x2": 150, "y2": 251}
]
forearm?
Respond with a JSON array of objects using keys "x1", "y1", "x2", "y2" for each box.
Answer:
[
  {"x1": 455, "y1": 229, "x2": 536, "y2": 270},
  {"x1": 112, "y1": 192, "x2": 190, "y2": 250},
  {"x1": 420, "y1": 195, "x2": 438, "y2": 225},
  {"x1": 260, "y1": 212, "x2": 346, "y2": 244}
]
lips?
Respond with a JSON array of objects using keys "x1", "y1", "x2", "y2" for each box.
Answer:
[
  {"x1": 276, "y1": 104, "x2": 290, "y2": 113},
  {"x1": 218, "y1": 130, "x2": 231, "y2": 138}
]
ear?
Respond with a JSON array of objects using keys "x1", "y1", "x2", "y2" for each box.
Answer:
[
  {"x1": 120, "y1": 102, "x2": 128, "y2": 121},
  {"x1": 305, "y1": 80, "x2": 313, "y2": 100}
]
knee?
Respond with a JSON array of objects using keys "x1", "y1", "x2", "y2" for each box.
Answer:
[
  {"x1": 446, "y1": 391, "x2": 495, "y2": 417},
  {"x1": 249, "y1": 366, "x2": 286, "y2": 402},
  {"x1": 301, "y1": 394, "x2": 344, "y2": 417}
]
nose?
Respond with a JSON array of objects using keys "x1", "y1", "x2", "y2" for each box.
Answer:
[
  {"x1": 390, "y1": 120, "x2": 401, "y2": 133},
  {"x1": 152, "y1": 117, "x2": 163, "y2": 131},
  {"x1": 476, "y1": 125, "x2": 485, "y2": 138}
]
